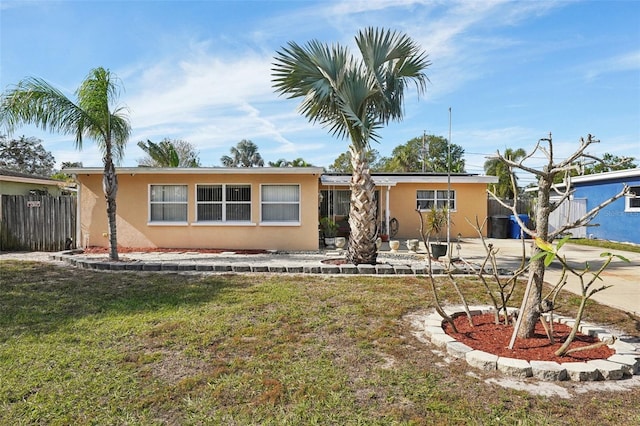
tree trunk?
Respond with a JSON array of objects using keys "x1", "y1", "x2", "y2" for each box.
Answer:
[
  {"x1": 102, "y1": 154, "x2": 119, "y2": 262},
  {"x1": 346, "y1": 145, "x2": 377, "y2": 265},
  {"x1": 517, "y1": 174, "x2": 552, "y2": 338}
]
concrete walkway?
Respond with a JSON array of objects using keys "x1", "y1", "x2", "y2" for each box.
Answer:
[{"x1": 1, "y1": 238, "x2": 638, "y2": 315}]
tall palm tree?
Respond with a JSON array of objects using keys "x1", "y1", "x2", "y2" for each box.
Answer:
[
  {"x1": 138, "y1": 139, "x2": 179, "y2": 167},
  {"x1": 273, "y1": 27, "x2": 429, "y2": 264},
  {"x1": 484, "y1": 148, "x2": 527, "y2": 198},
  {"x1": 220, "y1": 139, "x2": 264, "y2": 167},
  {"x1": 137, "y1": 139, "x2": 200, "y2": 168},
  {"x1": 0, "y1": 67, "x2": 131, "y2": 260}
]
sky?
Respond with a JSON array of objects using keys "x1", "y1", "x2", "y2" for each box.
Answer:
[{"x1": 1, "y1": 0, "x2": 639, "y2": 186}]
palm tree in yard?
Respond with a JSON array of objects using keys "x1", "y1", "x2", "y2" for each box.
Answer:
[
  {"x1": 272, "y1": 27, "x2": 429, "y2": 264},
  {"x1": 220, "y1": 139, "x2": 264, "y2": 167},
  {"x1": 0, "y1": 67, "x2": 130, "y2": 261},
  {"x1": 484, "y1": 148, "x2": 527, "y2": 198},
  {"x1": 137, "y1": 138, "x2": 200, "y2": 168}
]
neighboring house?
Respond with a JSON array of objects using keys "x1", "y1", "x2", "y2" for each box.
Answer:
[
  {"x1": 67, "y1": 167, "x2": 497, "y2": 251},
  {"x1": 0, "y1": 168, "x2": 69, "y2": 196},
  {"x1": 550, "y1": 169, "x2": 640, "y2": 244},
  {"x1": 320, "y1": 173, "x2": 498, "y2": 241}
]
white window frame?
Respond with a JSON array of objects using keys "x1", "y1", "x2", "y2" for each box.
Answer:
[
  {"x1": 625, "y1": 185, "x2": 640, "y2": 212},
  {"x1": 416, "y1": 189, "x2": 456, "y2": 211},
  {"x1": 148, "y1": 184, "x2": 188, "y2": 225},
  {"x1": 260, "y1": 184, "x2": 301, "y2": 226},
  {"x1": 195, "y1": 183, "x2": 252, "y2": 224}
]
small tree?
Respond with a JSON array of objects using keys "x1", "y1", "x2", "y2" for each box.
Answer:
[
  {"x1": 0, "y1": 135, "x2": 56, "y2": 177},
  {"x1": 488, "y1": 133, "x2": 629, "y2": 339},
  {"x1": 528, "y1": 236, "x2": 629, "y2": 356}
]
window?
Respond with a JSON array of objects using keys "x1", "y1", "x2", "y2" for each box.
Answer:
[
  {"x1": 626, "y1": 185, "x2": 640, "y2": 212},
  {"x1": 261, "y1": 184, "x2": 300, "y2": 223},
  {"x1": 196, "y1": 184, "x2": 251, "y2": 222},
  {"x1": 150, "y1": 185, "x2": 188, "y2": 222},
  {"x1": 320, "y1": 189, "x2": 351, "y2": 217},
  {"x1": 417, "y1": 190, "x2": 456, "y2": 211}
]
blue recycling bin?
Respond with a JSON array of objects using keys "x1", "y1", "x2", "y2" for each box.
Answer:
[{"x1": 509, "y1": 214, "x2": 530, "y2": 239}]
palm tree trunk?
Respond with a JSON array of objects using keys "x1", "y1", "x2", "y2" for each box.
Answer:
[
  {"x1": 346, "y1": 145, "x2": 377, "y2": 265},
  {"x1": 103, "y1": 155, "x2": 119, "y2": 261}
]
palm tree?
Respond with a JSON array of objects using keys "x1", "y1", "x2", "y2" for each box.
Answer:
[
  {"x1": 137, "y1": 138, "x2": 200, "y2": 167},
  {"x1": 268, "y1": 157, "x2": 314, "y2": 167},
  {"x1": 273, "y1": 27, "x2": 429, "y2": 264},
  {"x1": 0, "y1": 67, "x2": 131, "y2": 260},
  {"x1": 484, "y1": 148, "x2": 527, "y2": 198},
  {"x1": 220, "y1": 139, "x2": 264, "y2": 167}
]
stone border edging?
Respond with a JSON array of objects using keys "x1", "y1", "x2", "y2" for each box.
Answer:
[
  {"x1": 52, "y1": 252, "x2": 513, "y2": 276},
  {"x1": 419, "y1": 306, "x2": 639, "y2": 382}
]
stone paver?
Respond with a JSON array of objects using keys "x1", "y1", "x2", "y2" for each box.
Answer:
[
  {"x1": 530, "y1": 361, "x2": 567, "y2": 381},
  {"x1": 466, "y1": 350, "x2": 498, "y2": 371},
  {"x1": 562, "y1": 362, "x2": 600, "y2": 381},
  {"x1": 607, "y1": 354, "x2": 640, "y2": 375},
  {"x1": 587, "y1": 359, "x2": 625, "y2": 380},
  {"x1": 497, "y1": 357, "x2": 533, "y2": 378},
  {"x1": 446, "y1": 341, "x2": 473, "y2": 359}
]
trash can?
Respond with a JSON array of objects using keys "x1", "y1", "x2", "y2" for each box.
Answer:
[
  {"x1": 489, "y1": 215, "x2": 510, "y2": 239},
  {"x1": 509, "y1": 214, "x2": 531, "y2": 239}
]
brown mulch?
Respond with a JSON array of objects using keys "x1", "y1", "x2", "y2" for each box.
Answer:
[{"x1": 443, "y1": 312, "x2": 615, "y2": 363}]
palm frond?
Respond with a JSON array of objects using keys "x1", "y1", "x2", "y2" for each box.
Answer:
[{"x1": 0, "y1": 77, "x2": 86, "y2": 147}]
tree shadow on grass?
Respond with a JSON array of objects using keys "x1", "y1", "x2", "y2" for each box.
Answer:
[{"x1": 0, "y1": 260, "x2": 248, "y2": 338}]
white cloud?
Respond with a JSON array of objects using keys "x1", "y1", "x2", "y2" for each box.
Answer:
[{"x1": 584, "y1": 50, "x2": 640, "y2": 81}]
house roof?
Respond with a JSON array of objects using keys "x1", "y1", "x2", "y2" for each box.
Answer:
[
  {"x1": 321, "y1": 172, "x2": 498, "y2": 186},
  {"x1": 526, "y1": 168, "x2": 640, "y2": 192},
  {"x1": 0, "y1": 168, "x2": 65, "y2": 186},
  {"x1": 65, "y1": 166, "x2": 326, "y2": 176},
  {"x1": 568, "y1": 168, "x2": 640, "y2": 185}
]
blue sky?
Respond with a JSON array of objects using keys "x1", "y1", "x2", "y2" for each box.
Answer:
[{"x1": 1, "y1": 0, "x2": 638, "y2": 185}]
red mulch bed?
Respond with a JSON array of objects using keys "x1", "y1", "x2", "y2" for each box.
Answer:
[
  {"x1": 81, "y1": 247, "x2": 267, "y2": 255},
  {"x1": 443, "y1": 312, "x2": 615, "y2": 363}
]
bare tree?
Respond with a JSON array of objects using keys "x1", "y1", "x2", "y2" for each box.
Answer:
[{"x1": 487, "y1": 134, "x2": 629, "y2": 340}]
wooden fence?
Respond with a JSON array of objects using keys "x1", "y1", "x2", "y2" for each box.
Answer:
[
  {"x1": 0, "y1": 195, "x2": 76, "y2": 251},
  {"x1": 487, "y1": 197, "x2": 535, "y2": 217}
]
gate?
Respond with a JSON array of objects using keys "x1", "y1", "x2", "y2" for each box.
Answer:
[
  {"x1": 548, "y1": 198, "x2": 587, "y2": 238},
  {"x1": 0, "y1": 195, "x2": 76, "y2": 251}
]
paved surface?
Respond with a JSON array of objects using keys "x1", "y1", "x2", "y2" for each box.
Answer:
[{"x1": 1, "y1": 237, "x2": 638, "y2": 315}]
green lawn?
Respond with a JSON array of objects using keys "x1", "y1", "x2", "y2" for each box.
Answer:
[{"x1": 1, "y1": 261, "x2": 638, "y2": 425}]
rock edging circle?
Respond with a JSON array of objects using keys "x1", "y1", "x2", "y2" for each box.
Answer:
[{"x1": 419, "y1": 306, "x2": 639, "y2": 382}]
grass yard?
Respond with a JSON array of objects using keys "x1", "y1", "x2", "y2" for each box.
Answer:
[{"x1": 1, "y1": 260, "x2": 638, "y2": 425}]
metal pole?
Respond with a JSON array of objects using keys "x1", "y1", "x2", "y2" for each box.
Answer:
[
  {"x1": 422, "y1": 130, "x2": 426, "y2": 173},
  {"x1": 447, "y1": 107, "x2": 452, "y2": 258}
]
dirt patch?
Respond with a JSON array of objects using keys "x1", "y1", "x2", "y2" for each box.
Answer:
[{"x1": 443, "y1": 312, "x2": 615, "y2": 363}]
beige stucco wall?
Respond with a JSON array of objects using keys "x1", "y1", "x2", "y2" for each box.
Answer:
[
  {"x1": 77, "y1": 171, "x2": 320, "y2": 251},
  {"x1": 386, "y1": 182, "x2": 489, "y2": 239},
  {"x1": 319, "y1": 181, "x2": 489, "y2": 240}
]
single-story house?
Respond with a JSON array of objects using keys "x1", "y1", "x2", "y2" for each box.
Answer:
[
  {"x1": 66, "y1": 167, "x2": 497, "y2": 251},
  {"x1": 550, "y1": 169, "x2": 640, "y2": 244},
  {"x1": 0, "y1": 168, "x2": 70, "y2": 196}
]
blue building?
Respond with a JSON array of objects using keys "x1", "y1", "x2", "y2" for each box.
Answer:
[{"x1": 567, "y1": 169, "x2": 640, "y2": 244}]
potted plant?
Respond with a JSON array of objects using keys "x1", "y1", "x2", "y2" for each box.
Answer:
[
  {"x1": 423, "y1": 205, "x2": 450, "y2": 259},
  {"x1": 320, "y1": 217, "x2": 339, "y2": 248}
]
